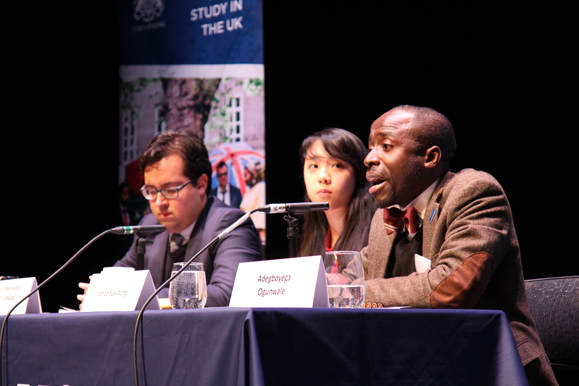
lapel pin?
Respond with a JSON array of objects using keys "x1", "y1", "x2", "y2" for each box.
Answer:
[{"x1": 429, "y1": 208, "x2": 436, "y2": 222}]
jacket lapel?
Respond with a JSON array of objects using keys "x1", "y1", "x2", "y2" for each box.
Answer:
[
  {"x1": 367, "y1": 208, "x2": 397, "y2": 279},
  {"x1": 422, "y1": 171, "x2": 454, "y2": 258},
  {"x1": 184, "y1": 197, "x2": 213, "y2": 261}
]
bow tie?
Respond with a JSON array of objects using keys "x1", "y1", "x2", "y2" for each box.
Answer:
[{"x1": 383, "y1": 206, "x2": 420, "y2": 235}]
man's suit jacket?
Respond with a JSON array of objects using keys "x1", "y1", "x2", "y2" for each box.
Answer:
[
  {"x1": 115, "y1": 196, "x2": 261, "y2": 307},
  {"x1": 362, "y1": 169, "x2": 555, "y2": 383},
  {"x1": 210, "y1": 184, "x2": 242, "y2": 208}
]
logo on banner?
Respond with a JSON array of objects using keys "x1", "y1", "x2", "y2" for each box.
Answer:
[{"x1": 134, "y1": 0, "x2": 165, "y2": 22}]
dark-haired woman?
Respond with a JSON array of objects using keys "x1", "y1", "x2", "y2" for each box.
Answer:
[{"x1": 299, "y1": 128, "x2": 376, "y2": 256}]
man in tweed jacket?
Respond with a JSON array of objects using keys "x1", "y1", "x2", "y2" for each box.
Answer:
[{"x1": 362, "y1": 105, "x2": 556, "y2": 385}]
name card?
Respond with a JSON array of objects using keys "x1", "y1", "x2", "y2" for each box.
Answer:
[
  {"x1": 81, "y1": 268, "x2": 160, "y2": 312},
  {"x1": 229, "y1": 256, "x2": 328, "y2": 308},
  {"x1": 0, "y1": 277, "x2": 42, "y2": 315}
]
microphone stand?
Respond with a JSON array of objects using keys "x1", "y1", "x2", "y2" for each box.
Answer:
[
  {"x1": 284, "y1": 213, "x2": 300, "y2": 258},
  {"x1": 132, "y1": 209, "x2": 257, "y2": 386},
  {"x1": 0, "y1": 225, "x2": 164, "y2": 386},
  {"x1": 136, "y1": 238, "x2": 146, "y2": 271},
  {"x1": 1, "y1": 229, "x2": 112, "y2": 384}
]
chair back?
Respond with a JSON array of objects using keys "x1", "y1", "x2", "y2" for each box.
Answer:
[{"x1": 525, "y1": 276, "x2": 579, "y2": 369}]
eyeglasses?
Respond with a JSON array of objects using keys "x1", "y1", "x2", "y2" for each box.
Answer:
[
  {"x1": 140, "y1": 180, "x2": 192, "y2": 200},
  {"x1": 217, "y1": 172, "x2": 228, "y2": 177}
]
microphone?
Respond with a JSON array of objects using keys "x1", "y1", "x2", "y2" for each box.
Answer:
[
  {"x1": 132, "y1": 208, "x2": 256, "y2": 386},
  {"x1": 110, "y1": 225, "x2": 166, "y2": 236},
  {"x1": 0, "y1": 224, "x2": 161, "y2": 384},
  {"x1": 257, "y1": 202, "x2": 329, "y2": 215}
]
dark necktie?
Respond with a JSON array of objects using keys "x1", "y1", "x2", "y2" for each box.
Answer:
[
  {"x1": 170, "y1": 233, "x2": 185, "y2": 253},
  {"x1": 383, "y1": 206, "x2": 420, "y2": 235},
  {"x1": 164, "y1": 233, "x2": 187, "y2": 282}
]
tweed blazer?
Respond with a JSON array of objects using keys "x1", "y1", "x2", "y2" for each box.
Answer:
[{"x1": 362, "y1": 168, "x2": 548, "y2": 369}]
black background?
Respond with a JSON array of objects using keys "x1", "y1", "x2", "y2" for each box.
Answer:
[{"x1": 3, "y1": 2, "x2": 577, "y2": 312}]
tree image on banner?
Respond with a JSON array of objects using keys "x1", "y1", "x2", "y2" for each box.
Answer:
[{"x1": 161, "y1": 78, "x2": 221, "y2": 139}]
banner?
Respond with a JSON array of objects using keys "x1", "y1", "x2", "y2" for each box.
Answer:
[{"x1": 118, "y1": 0, "x2": 265, "y2": 243}]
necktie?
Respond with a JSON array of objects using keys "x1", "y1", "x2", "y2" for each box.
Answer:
[
  {"x1": 383, "y1": 206, "x2": 420, "y2": 235},
  {"x1": 122, "y1": 209, "x2": 129, "y2": 226},
  {"x1": 170, "y1": 233, "x2": 185, "y2": 253}
]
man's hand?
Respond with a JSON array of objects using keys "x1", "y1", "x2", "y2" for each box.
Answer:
[
  {"x1": 326, "y1": 273, "x2": 352, "y2": 285},
  {"x1": 77, "y1": 276, "x2": 92, "y2": 310}
]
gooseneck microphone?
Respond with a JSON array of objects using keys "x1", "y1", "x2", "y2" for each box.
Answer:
[
  {"x1": 0, "y1": 224, "x2": 166, "y2": 385},
  {"x1": 133, "y1": 203, "x2": 332, "y2": 385},
  {"x1": 132, "y1": 209, "x2": 256, "y2": 386},
  {"x1": 257, "y1": 201, "x2": 329, "y2": 215},
  {"x1": 256, "y1": 202, "x2": 329, "y2": 257},
  {"x1": 111, "y1": 225, "x2": 167, "y2": 236}
]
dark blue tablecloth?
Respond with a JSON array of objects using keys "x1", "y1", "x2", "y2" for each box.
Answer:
[{"x1": 1, "y1": 308, "x2": 528, "y2": 386}]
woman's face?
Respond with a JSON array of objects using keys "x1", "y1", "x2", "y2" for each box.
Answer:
[{"x1": 303, "y1": 140, "x2": 356, "y2": 212}]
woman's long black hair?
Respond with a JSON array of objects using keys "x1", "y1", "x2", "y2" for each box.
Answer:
[{"x1": 298, "y1": 128, "x2": 376, "y2": 257}]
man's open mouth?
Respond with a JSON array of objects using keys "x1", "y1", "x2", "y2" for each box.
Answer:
[{"x1": 366, "y1": 173, "x2": 385, "y2": 186}]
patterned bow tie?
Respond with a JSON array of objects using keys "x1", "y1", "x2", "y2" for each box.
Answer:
[{"x1": 383, "y1": 206, "x2": 420, "y2": 235}]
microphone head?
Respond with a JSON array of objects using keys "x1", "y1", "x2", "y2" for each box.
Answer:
[
  {"x1": 286, "y1": 202, "x2": 329, "y2": 215},
  {"x1": 111, "y1": 225, "x2": 166, "y2": 235},
  {"x1": 257, "y1": 202, "x2": 329, "y2": 215}
]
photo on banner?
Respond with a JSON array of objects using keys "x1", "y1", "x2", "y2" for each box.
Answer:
[{"x1": 117, "y1": 0, "x2": 265, "y2": 244}]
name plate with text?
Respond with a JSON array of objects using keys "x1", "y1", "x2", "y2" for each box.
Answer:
[
  {"x1": 229, "y1": 256, "x2": 328, "y2": 308},
  {"x1": 0, "y1": 277, "x2": 42, "y2": 315},
  {"x1": 81, "y1": 268, "x2": 160, "y2": 312}
]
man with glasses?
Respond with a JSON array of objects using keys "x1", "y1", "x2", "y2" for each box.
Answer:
[
  {"x1": 209, "y1": 162, "x2": 242, "y2": 208},
  {"x1": 78, "y1": 131, "x2": 261, "y2": 307}
]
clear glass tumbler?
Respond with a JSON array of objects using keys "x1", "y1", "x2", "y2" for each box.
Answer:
[
  {"x1": 324, "y1": 251, "x2": 365, "y2": 308},
  {"x1": 169, "y1": 262, "x2": 207, "y2": 309}
]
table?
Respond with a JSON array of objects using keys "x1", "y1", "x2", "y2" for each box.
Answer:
[{"x1": 1, "y1": 308, "x2": 528, "y2": 386}]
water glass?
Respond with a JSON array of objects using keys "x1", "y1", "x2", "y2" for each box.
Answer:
[
  {"x1": 169, "y1": 262, "x2": 207, "y2": 309},
  {"x1": 324, "y1": 251, "x2": 365, "y2": 308}
]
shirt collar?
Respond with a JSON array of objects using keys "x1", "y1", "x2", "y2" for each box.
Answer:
[
  {"x1": 404, "y1": 178, "x2": 440, "y2": 219},
  {"x1": 388, "y1": 178, "x2": 440, "y2": 219}
]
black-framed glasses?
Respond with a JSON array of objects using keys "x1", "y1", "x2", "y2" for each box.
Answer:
[{"x1": 140, "y1": 180, "x2": 192, "y2": 200}]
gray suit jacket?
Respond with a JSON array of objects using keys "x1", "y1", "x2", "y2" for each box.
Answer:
[
  {"x1": 362, "y1": 169, "x2": 555, "y2": 383},
  {"x1": 115, "y1": 196, "x2": 261, "y2": 307}
]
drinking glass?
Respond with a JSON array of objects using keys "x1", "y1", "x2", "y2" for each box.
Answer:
[
  {"x1": 169, "y1": 262, "x2": 207, "y2": 309},
  {"x1": 324, "y1": 251, "x2": 365, "y2": 308}
]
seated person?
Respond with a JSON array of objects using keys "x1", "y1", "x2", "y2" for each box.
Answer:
[
  {"x1": 299, "y1": 128, "x2": 376, "y2": 256},
  {"x1": 240, "y1": 160, "x2": 266, "y2": 245},
  {"x1": 79, "y1": 130, "x2": 261, "y2": 307},
  {"x1": 362, "y1": 105, "x2": 556, "y2": 385}
]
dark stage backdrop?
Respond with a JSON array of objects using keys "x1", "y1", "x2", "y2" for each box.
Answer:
[{"x1": 3, "y1": 2, "x2": 576, "y2": 312}]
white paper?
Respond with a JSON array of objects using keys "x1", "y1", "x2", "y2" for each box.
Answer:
[
  {"x1": 229, "y1": 256, "x2": 328, "y2": 308},
  {"x1": 414, "y1": 253, "x2": 431, "y2": 273}
]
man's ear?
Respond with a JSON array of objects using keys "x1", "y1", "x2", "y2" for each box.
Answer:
[
  {"x1": 424, "y1": 146, "x2": 442, "y2": 169},
  {"x1": 195, "y1": 174, "x2": 209, "y2": 195}
]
